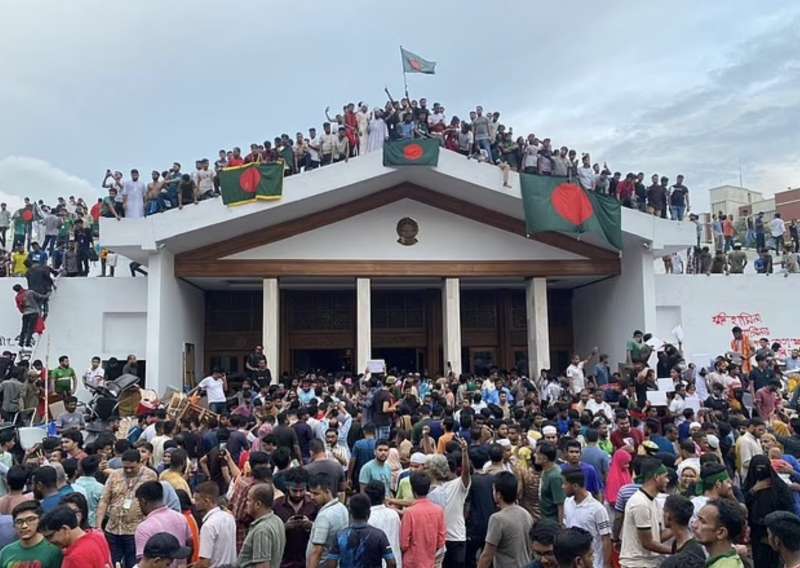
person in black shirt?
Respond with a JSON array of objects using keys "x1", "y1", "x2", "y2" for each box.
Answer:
[
  {"x1": 750, "y1": 355, "x2": 776, "y2": 392},
  {"x1": 272, "y1": 412, "x2": 302, "y2": 463},
  {"x1": 72, "y1": 219, "x2": 94, "y2": 276},
  {"x1": 245, "y1": 346, "x2": 268, "y2": 381}
]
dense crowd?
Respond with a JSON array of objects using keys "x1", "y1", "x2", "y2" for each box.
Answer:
[{"x1": 1, "y1": 327, "x2": 800, "y2": 567}]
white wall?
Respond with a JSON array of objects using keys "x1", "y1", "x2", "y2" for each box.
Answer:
[
  {"x1": 0, "y1": 276, "x2": 148, "y2": 398},
  {"x1": 654, "y1": 274, "x2": 800, "y2": 366},
  {"x1": 572, "y1": 243, "x2": 656, "y2": 367},
  {"x1": 226, "y1": 199, "x2": 584, "y2": 262},
  {"x1": 145, "y1": 250, "x2": 205, "y2": 397}
]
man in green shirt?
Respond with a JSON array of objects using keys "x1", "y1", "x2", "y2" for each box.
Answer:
[
  {"x1": 239, "y1": 483, "x2": 285, "y2": 568},
  {"x1": 535, "y1": 442, "x2": 565, "y2": 524},
  {"x1": 51, "y1": 356, "x2": 77, "y2": 397},
  {"x1": 693, "y1": 499, "x2": 746, "y2": 568},
  {"x1": 626, "y1": 330, "x2": 649, "y2": 365},
  {"x1": 0, "y1": 501, "x2": 63, "y2": 568}
]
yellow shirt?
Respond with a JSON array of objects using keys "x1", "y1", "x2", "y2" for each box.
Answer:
[
  {"x1": 11, "y1": 252, "x2": 28, "y2": 275},
  {"x1": 160, "y1": 469, "x2": 192, "y2": 498}
]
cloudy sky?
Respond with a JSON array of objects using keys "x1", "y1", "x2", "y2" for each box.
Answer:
[{"x1": 1, "y1": 0, "x2": 798, "y2": 213}]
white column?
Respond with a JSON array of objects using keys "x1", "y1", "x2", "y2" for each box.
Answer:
[
  {"x1": 262, "y1": 278, "x2": 280, "y2": 384},
  {"x1": 442, "y1": 278, "x2": 462, "y2": 376},
  {"x1": 526, "y1": 277, "x2": 550, "y2": 378},
  {"x1": 356, "y1": 278, "x2": 372, "y2": 373}
]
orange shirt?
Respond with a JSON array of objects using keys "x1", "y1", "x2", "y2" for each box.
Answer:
[{"x1": 436, "y1": 432, "x2": 455, "y2": 454}]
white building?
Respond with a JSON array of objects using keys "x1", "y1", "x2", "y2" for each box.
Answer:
[{"x1": 3, "y1": 150, "x2": 798, "y2": 397}]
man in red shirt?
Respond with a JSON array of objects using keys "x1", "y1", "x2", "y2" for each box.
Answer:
[
  {"x1": 610, "y1": 414, "x2": 643, "y2": 451},
  {"x1": 400, "y1": 471, "x2": 445, "y2": 568},
  {"x1": 40, "y1": 505, "x2": 112, "y2": 568},
  {"x1": 227, "y1": 147, "x2": 245, "y2": 168},
  {"x1": 617, "y1": 173, "x2": 636, "y2": 208}
]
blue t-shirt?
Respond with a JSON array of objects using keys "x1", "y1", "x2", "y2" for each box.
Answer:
[
  {"x1": 651, "y1": 435, "x2": 676, "y2": 455},
  {"x1": 41, "y1": 486, "x2": 74, "y2": 513},
  {"x1": 358, "y1": 459, "x2": 393, "y2": 495},
  {"x1": 561, "y1": 462, "x2": 603, "y2": 494},
  {"x1": 327, "y1": 523, "x2": 394, "y2": 568},
  {"x1": 351, "y1": 438, "x2": 376, "y2": 479}
]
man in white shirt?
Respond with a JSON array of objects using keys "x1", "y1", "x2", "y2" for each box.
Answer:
[
  {"x1": 198, "y1": 371, "x2": 228, "y2": 414},
  {"x1": 121, "y1": 169, "x2": 146, "y2": 219},
  {"x1": 365, "y1": 481, "x2": 402, "y2": 568},
  {"x1": 83, "y1": 356, "x2": 105, "y2": 389},
  {"x1": 195, "y1": 481, "x2": 238, "y2": 568},
  {"x1": 563, "y1": 468, "x2": 611, "y2": 568},
  {"x1": 566, "y1": 348, "x2": 598, "y2": 395},
  {"x1": 771, "y1": 212, "x2": 786, "y2": 253},
  {"x1": 585, "y1": 390, "x2": 614, "y2": 423},
  {"x1": 193, "y1": 159, "x2": 216, "y2": 199},
  {"x1": 619, "y1": 458, "x2": 671, "y2": 567},
  {"x1": 577, "y1": 154, "x2": 596, "y2": 191}
]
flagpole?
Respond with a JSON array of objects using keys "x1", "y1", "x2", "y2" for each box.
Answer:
[{"x1": 400, "y1": 45, "x2": 409, "y2": 100}]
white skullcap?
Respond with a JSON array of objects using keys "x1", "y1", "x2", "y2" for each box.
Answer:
[
  {"x1": 410, "y1": 452, "x2": 428, "y2": 465},
  {"x1": 542, "y1": 425, "x2": 557, "y2": 436},
  {"x1": 496, "y1": 438, "x2": 511, "y2": 448}
]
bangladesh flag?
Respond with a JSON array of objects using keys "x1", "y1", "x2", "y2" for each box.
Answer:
[
  {"x1": 520, "y1": 174, "x2": 623, "y2": 250},
  {"x1": 218, "y1": 162, "x2": 284, "y2": 206},
  {"x1": 383, "y1": 138, "x2": 440, "y2": 167},
  {"x1": 401, "y1": 47, "x2": 436, "y2": 74}
]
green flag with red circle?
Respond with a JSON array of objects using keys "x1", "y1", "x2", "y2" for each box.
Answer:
[
  {"x1": 521, "y1": 173, "x2": 623, "y2": 250},
  {"x1": 383, "y1": 138, "x2": 440, "y2": 167},
  {"x1": 218, "y1": 162, "x2": 284, "y2": 206}
]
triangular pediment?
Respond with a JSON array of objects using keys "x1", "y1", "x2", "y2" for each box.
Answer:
[
  {"x1": 174, "y1": 184, "x2": 620, "y2": 278},
  {"x1": 224, "y1": 198, "x2": 585, "y2": 262}
]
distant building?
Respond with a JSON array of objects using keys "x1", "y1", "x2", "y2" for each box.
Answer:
[
  {"x1": 776, "y1": 187, "x2": 800, "y2": 221},
  {"x1": 708, "y1": 185, "x2": 774, "y2": 221}
]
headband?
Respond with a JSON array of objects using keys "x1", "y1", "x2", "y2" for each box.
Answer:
[
  {"x1": 636, "y1": 464, "x2": 668, "y2": 484},
  {"x1": 695, "y1": 470, "x2": 730, "y2": 495}
]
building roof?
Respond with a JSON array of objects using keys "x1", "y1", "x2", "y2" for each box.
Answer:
[{"x1": 101, "y1": 148, "x2": 695, "y2": 263}]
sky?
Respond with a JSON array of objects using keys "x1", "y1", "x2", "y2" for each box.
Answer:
[{"x1": 1, "y1": 0, "x2": 799, "y2": 213}]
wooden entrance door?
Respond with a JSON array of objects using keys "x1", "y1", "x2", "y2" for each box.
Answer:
[{"x1": 468, "y1": 347, "x2": 497, "y2": 375}]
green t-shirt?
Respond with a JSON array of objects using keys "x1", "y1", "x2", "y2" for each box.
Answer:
[
  {"x1": 0, "y1": 537, "x2": 63, "y2": 568},
  {"x1": 51, "y1": 367, "x2": 76, "y2": 394},
  {"x1": 58, "y1": 218, "x2": 74, "y2": 239},
  {"x1": 13, "y1": 217, "x2": 27, "y2": 236},
  {"x1": 539, "y1": 466, "x2": 565, "y2": 521},
  {"x1": 706, "y1": 550, "x2": 745, "y2": 568}
]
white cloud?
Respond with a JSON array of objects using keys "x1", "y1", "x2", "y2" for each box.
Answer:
[{"x1": 0, "y1": 156, "x2": 97, "y2": 210}]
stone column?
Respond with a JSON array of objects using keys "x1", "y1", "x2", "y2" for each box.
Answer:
[
  {"x1": 442, "y1": 278, "x2": 462, "y2": 376},
  {"x1": 356, "y1": 278, "x2": 372, "y2": 373},
  {"x1": 526, "y1": 277, "x2": 550, "y2": 378},
  {"x1": 262, "y1": 278, "x2": 280, "y2": 383}
]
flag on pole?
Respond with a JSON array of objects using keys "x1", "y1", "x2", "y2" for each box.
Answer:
[
  {"x1": 218, "y1": 162, "x2": 284, "y2": 206},
  {"x1": 401, "y1": 47, "x2": 436, "y2": 74},
  {"x1": 520, "y1": 173, "x2": 623, "y2": 250},
  {"x1": 383, "y1": 138, "x2": 440, "y2": 167}
]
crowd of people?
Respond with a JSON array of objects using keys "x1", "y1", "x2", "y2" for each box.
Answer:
[
  {"x1": 660, "y1": 210, "x2": 800, "y2": 275},
  {"x1": 0, "y1": 327, "x2": 800, "y2": 568},
  {"x1": 0, "y1": 94, "x2": 696, "y2": 244}
]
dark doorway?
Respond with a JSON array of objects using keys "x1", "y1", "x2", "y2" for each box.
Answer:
[
  {"x1": 372, "y1": 348, "x2": 423, "y2": 373},
  {"x1": 292, "y1": 349, "x2": 353, "y2": 374}
]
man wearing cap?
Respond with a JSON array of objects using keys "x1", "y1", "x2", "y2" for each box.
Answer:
[
  {"x1": 137, "y1": 533, "x2": 192, "y2": 568},
  {"x1": 391, "y1": 452, "x2": 427, "y2": 506},
  {"x1": 619, "y1": 458, "x2": 671, "y2": 567},
  {"x1": 766, "y1": 510, "x2": 800, "y2": 567}
]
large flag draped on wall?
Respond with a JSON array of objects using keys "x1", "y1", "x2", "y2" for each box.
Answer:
[
  {"x1": 401, "y1": 47, "x2": 436, "y2": 74},
  {"x1": 520, "y1": 173, "x2": 623, "y2": 250},
  {"x1": 383, "y1": 138, "x2": 440, "y2": 167},
  {"x1": 218, "y1": 162, "x2": 284, "y2": 206}
]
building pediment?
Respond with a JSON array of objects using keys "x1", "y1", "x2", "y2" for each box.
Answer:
[{"x1": 174, "y1": 184, "x2": 619, "y2": 278}]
